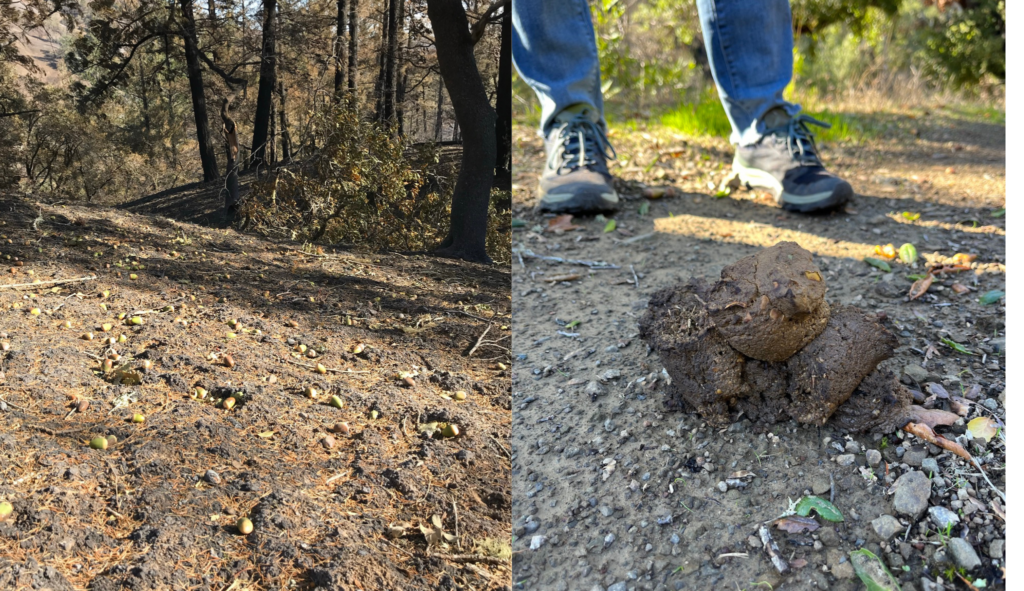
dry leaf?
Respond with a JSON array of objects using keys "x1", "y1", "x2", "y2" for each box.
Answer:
[
  {"x1": 790, "y1": 558, "x2": 809, "y2": 569},
  {"x1": 951, "y1": 283, "x2": 970, "y2": 294},
  {"x1": 903, "y1": 421, "x2": 971, "y2": 461},
  {"x1": 729, "y1": 470, "x2": 755, "y2": 479},
  {"x1": 545, "y1": 214, "x2": 581, "y2": 233},
  {"x1": 967, "y1": 416, "x2": 998, "y2": 442},
  {"x1": 908, "y1": 274, "x2": 933, "y2": 300},
  {"x1": 950, "y1": 396, "x2": 971, "y2": 416},
  {"x1": 257, "y1": 431, "x2": 276, "y2": 438},
  {"x1": 774, "y1": 515, "x2": 820, "y2": 533},
  {"x1": 906, "y1": 405, "x2": 960, "y2": 429},
  {"x1": 991, "y1": 499, "x2": 1005, "y2": 521},
  {"x1": 543, "y1": 274, "x2": 581, "y2": 283}
]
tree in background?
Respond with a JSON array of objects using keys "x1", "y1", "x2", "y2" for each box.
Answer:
[{"x1": 426, "y1": 0, "x2": 497, "y2": 263}]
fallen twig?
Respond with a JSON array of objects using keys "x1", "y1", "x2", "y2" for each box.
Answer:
[
  {"x1": 513, "y1": 248, "x2": 620, "y2": 269},
  {"x1": 489, "y1": 434, "x2": 511, "y2": 459},
  {"x1": 759, "y1": 525, "x2": 788, "y2": 574},
  {"x1": 429, "y1": 552, "x2": 508, "y2": 566},
  {"x1": 467, "y1": 324, "x2": 492, "y2": 357},
  {"x1": 0, "y1": 275, "x2": 97, "y2": 290},
  {"x1": 630, "y1": 264, "x2": 639, "y2": 289}
]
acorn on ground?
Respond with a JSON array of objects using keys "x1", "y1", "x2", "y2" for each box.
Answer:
[
  {"x1": 0, "y1": 501, "x2": 12, "y2": 518},
  {"x1": 329, "y1": 395, "x2": 343, "y2": 409},
  {"x1": 236, "y1": 517, "x2": 253, "y2": 534},
  {"x1": 90, "y1": 436, "x2": 108, "y2": 450}
]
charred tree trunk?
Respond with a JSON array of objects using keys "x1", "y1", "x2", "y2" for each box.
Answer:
[
  {"x1": 434, "y1": 76, "x2": 444, "y2": 141},
  {"x1": 425, "y1": 0, "x2": 496, "y2": 264},
  {"x1": 395, "y1": 0, "x2": 408, "y2": 135},
  {"x1": 278, "y1": 81, "x2": 291, "y2": 162},
  {"x1": 180, "y1": 0, "x2": 219, "y2": 182},
  {"x1": 221, "y1": 99, "x2": 240, "y2": 221},
  {"x1": 333, "y1": 0, "x2": 348, "y2": 101},
  {"x1": 249, "y1": 0, "x2": 278, "y2": 171},
  {"x1": 494, "y1": 7, "x2": 511, "y2": 191},
  {"x1": 375, "y1": 0, "x2": 399, "y2": 126},
  {"x1": 347, "y1": 0, "x2": 359, "y2": 111}
]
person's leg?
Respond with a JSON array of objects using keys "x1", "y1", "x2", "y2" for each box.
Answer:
[
  {"x1": 696, "y1": 0, "x2": 798, "y2": 145},
  {"x1": 513, "y1": 0, "x2": 619, "y2": 213},
  {"x1": 697, "y1": 0, "x2": 852, "y2": 212},
  {"x1": 512, "y1": 0, "x2": 605, "y2": 135}
]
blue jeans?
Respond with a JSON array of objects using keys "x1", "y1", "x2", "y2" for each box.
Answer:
[{"x1": 512, "y1": 0, "x2": 800, "y2": 146}]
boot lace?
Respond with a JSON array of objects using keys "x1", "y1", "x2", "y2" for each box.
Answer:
[{"x1": 548, "y1": 114, "x2": 617, "y2": 175}]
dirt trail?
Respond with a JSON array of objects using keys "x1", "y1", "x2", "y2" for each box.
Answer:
[
  {"x1": 510, "y1": 108, "x2": 1005, "y2": 591},
  {"x1": 0, "y1": 194, "x2": 511, "y2": 590}
]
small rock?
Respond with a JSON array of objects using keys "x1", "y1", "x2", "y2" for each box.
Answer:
[
  {"x1": 845, "y1": 440, "x2": 860, "y2": 454},
  {"x1": 322, "y1": 435, "x2": 336, "y2": 449},
  {"x1": 904, "y1": 364, "x2": 929, "y2": 383},
  {"x1": 530, "y1": 535, "x2": 546, "y2": 550},
  {"x1": 892, "y1": 471, "x2": 931, "y2": 519},
  {"x1": 600, "y1": 369, "x2": 621, "y2": 382},
  {"x1": 904, "y1": 447, "x2": 928, "y2": 467},
  {"x1": 717, "y1": 481, "x2": 727, "y2": 493},
  {"x1": 921, "y1": 457, "x2": 940, "y2": 475},
  {"x1": 599, "y1": 506, "x2": 614, "y2": 517},
  {"x1": 871, "y1": 515, "x2": 903, "y2": 541},
  {"x1": 747, "y1": 535, "x2": 761, "y2": 549},
  {"x1": 982, "y1": 398, "x2": 999, "y2": 411},
  {"x1": 866, "y1": 449, "x2": 882, "y2": 467},
  {"x1": 988, "y1": 539, "x2": 1004, "y2": 559},
  {"x1": 836, "y1": 454, "x2": 856, "y2": 467},
  {"x1": 811, "y1": 476, "x2": 831, "y2": 495},
  {"x1": 928, "y1": 506, "x2": 960, "y2": 530},
  {"x1": 585, "y1": 381, "x2": 606, "y2": 399},
  {"x1": 608, "y1": 583, "x2": 627, "y2": 591},
  {"x1": 832, "y1": 561, "x2": 855, "y2": 579},
  {"x1": 204, "y1": 469, "x2": 221, "y2": 485},
  {"x1": 947, "y1": 538, "x2": 981, "y2": 570},
  {"x1": 604, "y1": 533, "x2": 615, "y2": 547}
]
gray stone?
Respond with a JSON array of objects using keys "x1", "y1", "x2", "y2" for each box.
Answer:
[
  {"x1": 832, "y1": 561, "x2": 855, "y2": 579},
  {"x1": 871, "y1": 514, "x2": 903, "y2": 541},
  {"x1": 988, "y1": 538, "x2": 1004, "y2": 559},
  {"x1": 608, "y1": 583, "x2": 627, "y2": 591},
  {"x1": 819, "y1": 527, "x2": 840, "y2": 547},
  {"x1": 866, "y1": 449, "x2": 882, "y2": 467},
  {"x1": 947, "y1": 538, "x2": 981, "y2": 570},
  {"x1": 892, "y1": 471, "x2": 931, "y2": 519},
  {"x1": 904, "y1": 447, "x2": 928, "y2": 467},
  {"x1": 836, "y1": 454, "x2": 856, "y2": 467},
  {"x1": 599, "y1": 506, "x2": 614, "y2": 517},
  {"x1": 904, "y1": 364, "x2": 929, "y2": 383},
  {"x1": 921, "y1": 457, "x2": 940, "y2": 476},
  {"x1": 204, "y1": 469, "x2": 221, "y2": 485},
  {"x1": 585, "y1": 381, "x2": 607, "y2": 398},
  {"x1": 811, "y1": 476, "x2": 831, "y2": 495},
  {"x1": 928, "y1": 506, "x2": 960, "y2": 530}
]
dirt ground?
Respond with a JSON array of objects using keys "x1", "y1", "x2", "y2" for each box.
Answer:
[
  {"x1": 509, "y1": 105, "x2": 1005, "y2": 591},
  {"x1": 0, "y1": 192, "x2": 512, "y2": 590}
]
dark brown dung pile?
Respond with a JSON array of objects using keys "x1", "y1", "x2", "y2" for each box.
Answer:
[{"x1": 639, "y1": 241, "x2": 913, "y2": 433}]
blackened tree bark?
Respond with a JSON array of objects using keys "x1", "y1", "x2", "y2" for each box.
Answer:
[
  {"x1": 347, "y1": 0, "x2": 359, "y2": 110},
  {"x1": 221, "y1": 98, "x2": 239, "y2": 219},
  {"x1": 333, "y1": 0, "x2": 348, "y2": 100},
  {"x1": 434, "y1": 76, "x2": 444, "y2": 141},
  {"x1": 180, "y1": 0, "x2": 219, "y2": 181},
  {"x1": 425, "y1": 0, "x2": 496, "y2": 264},
  {"x1": 249, "y1": 0, "x2": 278, "y2": 171},
  {"x1": 394, "y1": 0, "x2": 408, "y2": 134},
  {"x1": 494, "y1": 7, "x2": 511, "y2": 191},
  {"x1": 278, "y1": 81, "x2": 292, "y2": 162},
  {"x1": 375, "y1": 0, "x2": 399, "y2": 126}
]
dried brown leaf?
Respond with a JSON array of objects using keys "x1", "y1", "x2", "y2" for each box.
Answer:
[
  {"x1": 908, "y1": 274, "x2": 933, "y2": 300},
  {"x1": 906, "y1": 405, "x2": 960, "y2": 428},
  {"x1": 774, "y1": 515, "x2": 820, "y2": 534},
  {"x1": 903, "y1": 421, "x2": 972, "y2": 461},
  {"x1": 951, "y1": 283, "x2": 970, "y2": 294},
  {"x1": 545, "y1": 214, "x2": 581, "y2": 233}
]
